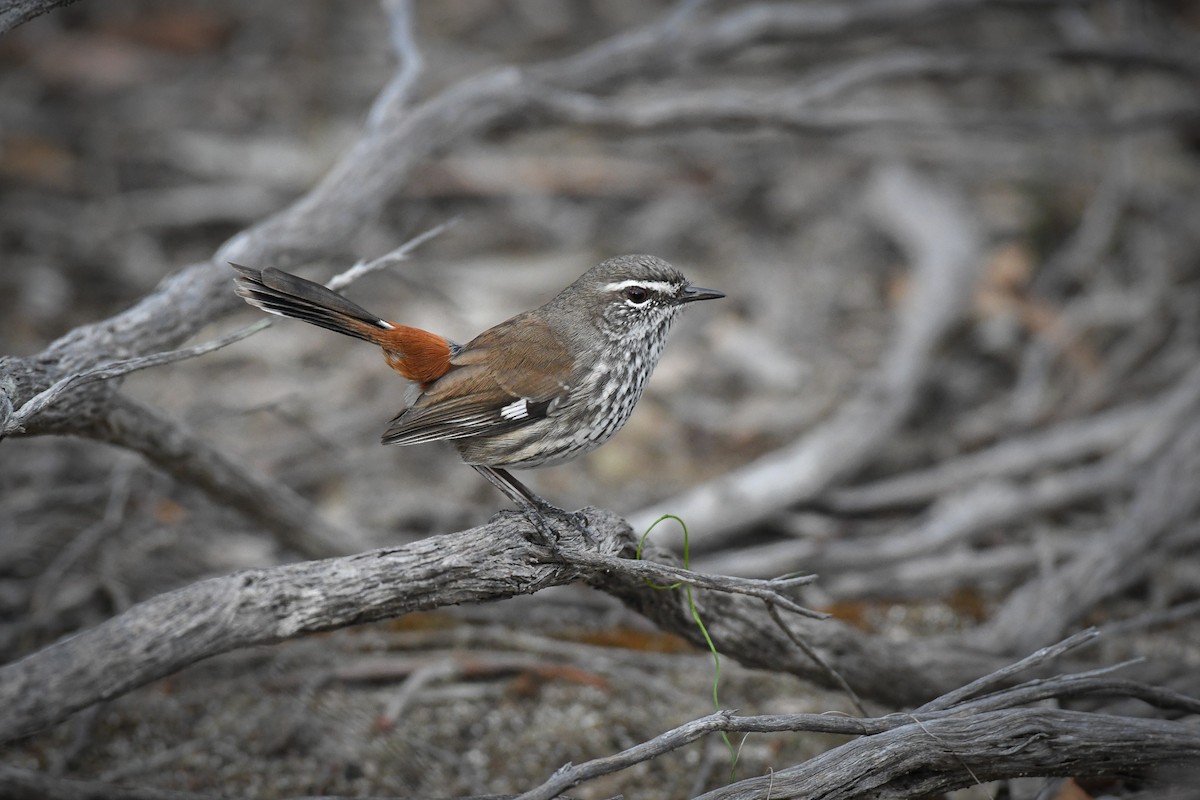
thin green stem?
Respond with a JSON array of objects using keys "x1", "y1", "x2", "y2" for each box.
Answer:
[{"x1": 637, "y1": 514, "x2": 738, "y2": 775}]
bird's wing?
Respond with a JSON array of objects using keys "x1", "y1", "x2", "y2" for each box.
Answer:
[{"x1": 380, "y1": 313, "x2": 574, "y2": 446}]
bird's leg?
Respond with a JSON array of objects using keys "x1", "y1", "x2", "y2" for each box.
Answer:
[
  {"x1": 471, "y1": 465, "x2": 593, "y2": 544},
  {"x1": 471, "y1": 465, "x2": 560, "y2": 545}
]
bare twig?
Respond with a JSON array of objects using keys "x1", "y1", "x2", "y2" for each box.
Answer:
[
  {"x1": 532, "y1": 89, "x2": 1200, "y2": 138},
  {"x1": 325, "y1": 218, "x2": 460, "y2": 292},
  {"x1": 365, "y1": 0, "x2": 424, "y2": 133},
  {"x1": 0, "y1": 321, "x2": 268, "y2": 439},
  {"x1": 695, "y1": 708, "x2": 1200, "y2": 800},
  {"x1": 765, "y1": 602, "x2": 868, "y2": 716},
  {"x1": 567, "y1": 548, "x2": 824, "y2": 619},
  {"x1": 0, "y1": 0, "x2": 80, "y2": 34},
  {"x1": 915, "y1": 628, "x2": 1099, "y2": 713}
]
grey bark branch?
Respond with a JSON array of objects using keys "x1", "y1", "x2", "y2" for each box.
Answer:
[
  {"x1": 518, "y1": 633, "x2": 1200, "y2": 800},
  {"x1": 365, "y1": 0, "x2": 423, "y2": 133},
  {"x1": 698, "y1": 708, "x2": 1200, "y2": 800},
  {"x1": 0, "y1": 511, "x2": 576, "y2": 743},
  {"x1": 0, "y1": 509, "x2": 1006, "y2": 744},
  {"x1": 6, "y1": 705, "x2": 1197, "y2": 800},
  {"x1": 0, "y1": 0, "x2": 81, "y2": 34}
]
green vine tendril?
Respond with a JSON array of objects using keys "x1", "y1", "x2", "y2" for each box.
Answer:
[{"x1": 636, "y1": 514, "x2": 738, "y2": 774}]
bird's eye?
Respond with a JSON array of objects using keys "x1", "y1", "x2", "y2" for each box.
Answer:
[{"x1": 622, "y1": 286, "x2": 650, "y2": 304}]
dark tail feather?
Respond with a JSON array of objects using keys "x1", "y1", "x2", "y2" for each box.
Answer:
[{"x1": 231, "y1": 263, "x2": 391, "y2": 344}]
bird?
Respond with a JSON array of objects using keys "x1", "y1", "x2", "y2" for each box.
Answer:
[{"x1": 231, "y1": 255, "x2": 723, "y2": 538}]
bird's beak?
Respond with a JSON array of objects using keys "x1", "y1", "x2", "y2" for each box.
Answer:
[{"x1": 680, "y1": 285, "x2": 725, "y2": 303}]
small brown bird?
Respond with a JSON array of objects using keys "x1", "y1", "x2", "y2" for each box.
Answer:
[{"x1": 232, "y1": 255, "x2": 722, "y2": 534}]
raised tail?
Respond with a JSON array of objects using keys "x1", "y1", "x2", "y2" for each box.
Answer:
[{"x1": 231, "y1": 263, "x2": 455, "y2": 386}]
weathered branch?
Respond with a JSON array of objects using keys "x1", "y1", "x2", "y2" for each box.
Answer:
[
  {"x1": 364, "y1": 0, "x2": 423, "y2": 133},
  {"x1": 697, "y1": 708, "x2": 1200, "y2": 800},
  {"x1": 0, "y1": 505, "x2": 1016, "y2": 744},
  {"x1": 518, "y1": 634, "x2": 1200, "y2": 800},
  {"x1": 0, "y1": 511, "x2": 558, "y2": 742},
  {"x1": 0, "y1": 510, "x2": 829, "y2": 742},
  {"x1": 0, "y1": 0, "x2": 81, "y2": 34}
]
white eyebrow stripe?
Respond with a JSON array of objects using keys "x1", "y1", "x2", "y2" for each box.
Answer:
[{"x1": 603, "y1": 279, "x2": 676, "y2": 294}]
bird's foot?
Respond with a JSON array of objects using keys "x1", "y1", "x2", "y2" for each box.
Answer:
[
  {"x1": 560, "y1": 509, "x2": 595, "y2": 544},
  {"x1": 523, "y1": 507, "x2": 562, "y2": 549},
  {"x1": 513, "y1": 501, "x2": 594, "y2": 549}
]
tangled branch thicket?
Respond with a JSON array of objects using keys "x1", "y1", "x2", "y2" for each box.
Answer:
[{"x1": 2, "y1": 1, "x2": 1199, "y2": 797}]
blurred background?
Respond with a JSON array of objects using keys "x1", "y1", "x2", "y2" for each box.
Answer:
[{"x1": 2, "y1": 1, "x2": 1199, "y2": 797}]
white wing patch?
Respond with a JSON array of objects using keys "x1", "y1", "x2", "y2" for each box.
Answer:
[{"x1": 499, "y1": 398, "x2": 530, "y2": 421}]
